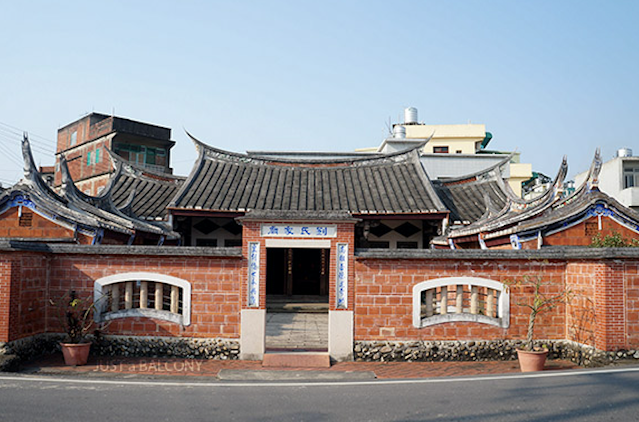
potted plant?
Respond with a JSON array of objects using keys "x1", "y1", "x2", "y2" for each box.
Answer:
[
  {"x1": 50, "y1": 290, "x2": 100, "y2": 366},
  {"x1": 504, "y1": 273, "x2": 572, "y2": 372}
]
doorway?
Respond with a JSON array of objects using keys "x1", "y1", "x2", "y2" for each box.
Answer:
[
  {"x1": 266, "y1": 248, "x2": 329, "y2": 299},
  {"x1": 265, "y1": 247, "x2": 329, "y2": 350}
]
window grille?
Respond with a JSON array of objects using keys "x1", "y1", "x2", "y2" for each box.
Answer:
[
  {"x1": 412, "y1": 277, "x2": 509, "y2": 328},
  {"x1": 94, "y1": 272, "x2": 191, "y2": 326}
]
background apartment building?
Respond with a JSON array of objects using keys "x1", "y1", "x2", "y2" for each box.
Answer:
[{"x1": 54, "y1": 113, "x2": 175, "y2": 195}]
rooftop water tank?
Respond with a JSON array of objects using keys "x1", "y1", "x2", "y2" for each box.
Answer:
[
  {"x1": 393, "y1": 125, "x2": 406, "y2": 139},
  {"x1": 617, "y1": 148, "x2": 633, "y2": 158},
  {"x1": 404, "y1": 107, "x2": 418, "y2": 124}
]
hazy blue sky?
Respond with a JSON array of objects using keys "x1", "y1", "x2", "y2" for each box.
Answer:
[{"x1": 1, "y1": 0, "x2": 637, "y2": 185}]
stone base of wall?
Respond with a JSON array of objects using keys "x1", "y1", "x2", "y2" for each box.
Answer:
[
  {"x1": 0, "y1": 334, "x2": 241, "y2": 372},
  {"x1": 2, "y1": 334, "x2": 65, "y2": 360},
  {"x1": 94, "y1": 335, "x2": 240, "y2": 360},
  {"x1": 354, "y1": 340, "x2": 639, "y2": 368},
  {"x1": 0, "y1": 334, "x2": 65, "y2": 371}
]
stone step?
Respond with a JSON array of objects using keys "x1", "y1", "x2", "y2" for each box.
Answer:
[
  {"x1": 262, "y1": 351, "x2": 331, "y2": 368},
  {"x1": 266, "y1": 302, "x2": 329, "y2": 313}
]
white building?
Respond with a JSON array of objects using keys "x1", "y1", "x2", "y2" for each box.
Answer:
[{"x1": 574, "y1": 148, "x2": 639, "y2": 212}]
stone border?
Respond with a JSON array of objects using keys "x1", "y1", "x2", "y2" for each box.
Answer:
[
  {"x1": 0, "y1": 334, "x2": 240, "y2": 372},
  {"x1": 93, "y1": 335, "x2": 240, "y2": 360},
  {"x1": 353, "y1": 340, "x2": 639, "y2": 368}
]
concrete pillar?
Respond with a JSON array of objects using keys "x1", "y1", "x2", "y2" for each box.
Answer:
[
  {"x1": 139, "y1": 282, "x2": 148, "y2": 309},
  {"x1": 124, "y1": 282, "x2": 133, "y2": 310},
  {"x1": 170, "y1": 286, "x2": 179, "y2": 313},
  {"x1": 240, "y1": 309, "x2": 265, "y2": 360},
  {"x1": 440, "y1": 286, "x2": 448, "y2": 315},
  {"x1": 329, "y1": 310, "x2": 353, "y2": 362},
  {"x1": 111, "y1": 285, "x2": 119, "y2": 312},
  {"x1": 155, "y1": 283, "x2": 163, "y2": 311}
]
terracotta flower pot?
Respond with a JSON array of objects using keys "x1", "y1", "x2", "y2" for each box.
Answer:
[
  {"x1": 60, "y1": 342, "x2": 91, "y2": 366},
  {"x1": 516, "y1": 348, "x2": 548, "y2": 372}
]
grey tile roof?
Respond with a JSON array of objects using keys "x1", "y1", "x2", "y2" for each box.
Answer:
[
  {"x1": 0, "y1": 136, "x2": 130, "y2": 237},
  {"x1": 104, "y1": 152, "x2": 185, "y2": 221},
  {"x1": 170, "y1": 135, "x2": 447, "y2": 215},
  {"x1": 448, "y1": 156, "x2": 569, "y2": 239},
  {"x1": 442, "y1": 152, "x2": 639, "y2": 244},
  {"x1": 0, "y1": 136, "x2": 179, "y2": 241},
  {"x1": 434, "y1": 179, "x2": 508, "y2": 224},
  {"x1": 58, "y1": 155, "x2": 178, "y2": 238},
  {"x1": 432, "y1": 155, "x2": 515, "y2": 224}
]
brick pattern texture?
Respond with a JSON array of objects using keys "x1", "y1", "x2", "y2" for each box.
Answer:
[{"x1": 2, "y1": 246, "x2": 639, "y2": 352}]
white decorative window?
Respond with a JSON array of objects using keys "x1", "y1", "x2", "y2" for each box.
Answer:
[
  {"x1": 94, "y1": 272, "x2": 191, "y2": 326},
  {"x1": 412, "y1": 277, "x2": 509, "y2": 328}
]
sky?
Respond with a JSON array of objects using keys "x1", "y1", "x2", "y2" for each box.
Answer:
[{"x1": 0, "y1": 0, "x2": 637, "y2": 186}]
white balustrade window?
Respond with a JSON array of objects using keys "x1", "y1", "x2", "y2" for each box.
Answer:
[
  {"x1": 94, "y1": 272, "x2": 191, "y2": 326},
  {"x1": 412, "y1": 277, "x2": 509, "y2": 328}
]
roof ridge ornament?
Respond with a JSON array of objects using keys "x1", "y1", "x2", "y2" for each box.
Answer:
[
  {"x1": 586, "y1": 148, "x2": 602, "y2": 191},
  {"x1": 21, "y1": 133, "x2": 66, "y2": 202},
  {"x1": 509, "y1": 155, "x2": 567, "y2": 212}
]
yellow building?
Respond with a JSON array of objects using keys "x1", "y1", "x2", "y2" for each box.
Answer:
[{"x1": 358, "y1": 108, "x2": 532, "y2": 197}]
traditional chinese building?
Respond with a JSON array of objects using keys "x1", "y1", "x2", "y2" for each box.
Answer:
[
  {"x1": 3, "y1": 129, "x2": 639, "y2": 366},
  {"x1": 441, "y1": 150, "x2": 639, "y2": 249},
  {"x1": 0, "y1": 136, "x2": 178, "y2": 245}
]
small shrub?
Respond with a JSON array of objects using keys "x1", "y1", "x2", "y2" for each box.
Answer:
[{"x1": 590, "y1": 231, "x2": 639, "y2": 248}]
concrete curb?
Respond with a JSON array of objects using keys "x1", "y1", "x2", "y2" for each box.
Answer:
[{"x1": 217, "y1": 369, "x2": 376, "y2": 381}]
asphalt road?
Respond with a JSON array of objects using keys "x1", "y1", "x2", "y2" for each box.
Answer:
[{"x1": 1, "y1": 367, "x2": 638, "y2": 421}]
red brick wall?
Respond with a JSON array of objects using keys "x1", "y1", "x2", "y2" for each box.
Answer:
[
  {"x1": 595, "y1": 260, "x2": 625, "y2": 349},
  {"x1": 354, "y1": 258, "x2": 567, "y2": 342},
  {"x1": 48, "y1": 254, "x2": 242, "y2": 339},
  {"x1": 0, "y1": 258, "x2": 11, "y2": 342},
  {"x1": 625, "y1": 261, "x2": 639, "y2": 348},
  {"x1": 563, "y1": 260, "x2": 630, "y2": 351},
  {"x1": 1, "y1": 251, "x2": 242, "y2": 342},
  {"x1": 0, "y1": 208, "x2": 78, "y2": 240},
  {"x1": 3, "y1": 245, "x2": 639, "y2": 352},
  {"x1": 565, "y1": 261, "x2": 597, "y2": 347},
  {"x1": 535, "y1": 217, "x2": 639, "y2": 248},
  {"x1": 57, "y1": 140, "x2": 113, "y2": 193}
]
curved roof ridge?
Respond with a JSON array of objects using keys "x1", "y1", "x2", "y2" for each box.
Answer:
[
  {"x1": 508, "y1": 155, "x2": 568, "y2": 211},
  {"x1": 58, "y1": 155, "x2": 174, "y2": 236},
  {"x1": 20, "y1": 134, "x2": 67, "y2": 204},
  {"x1": 549, "y1": 149, "x2": 603, "y2": 211},
  {"x1": 447, "y1": 156, "x2": 569, "y2": 239},
  {"x1": 185, "y1": 130, "x2": 427, "y2": 167}
]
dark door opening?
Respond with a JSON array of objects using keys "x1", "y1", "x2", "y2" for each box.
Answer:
[{"x1": 266, "y1": 248, "x2": 329, "y2": 299}]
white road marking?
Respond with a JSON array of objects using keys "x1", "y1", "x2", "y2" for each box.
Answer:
[{"x1": 1, "y1": 365, "x2": 639, "y2": 388}]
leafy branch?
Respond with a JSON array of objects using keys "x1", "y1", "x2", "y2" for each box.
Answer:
[{"x1": 504, "y1": 274, "x2": 572, "y2": 351}]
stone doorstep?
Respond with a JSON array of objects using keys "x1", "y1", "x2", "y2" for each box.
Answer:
[
  {"x1": 262, "y1": 351, "x2": 331, "y2": 368},
  {"x1": 266, "y1": 304, "x2": 329, "y2": 313}
]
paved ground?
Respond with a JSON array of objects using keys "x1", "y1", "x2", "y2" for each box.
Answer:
[
  {"x1": 12, "y1": 314, "x2": 583, "y2": 380},
  {"x1": 266, "y1": 312, "x2": 328, "y2": 350},
  {"x1": 20, "y1": 353, "x2": 579, "y2": 379}
]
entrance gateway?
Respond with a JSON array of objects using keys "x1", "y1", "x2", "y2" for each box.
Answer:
[
  {"x1": 239, "y1": 217, "x2": 355, "y2": 362},
  {"x1": 265, "y1": 247, "x2": 329, "y2": 351}
]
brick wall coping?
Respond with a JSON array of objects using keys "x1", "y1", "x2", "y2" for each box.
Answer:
[
  {"x1": 0, "y1": 241, "x2": 243, "y2": 257},
  {"x1": 2, "y1": 242, "x2": 638, "y2": 260},
  {"x1": 355, "y1": 247, "x2": 639, "y2": 261}
]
